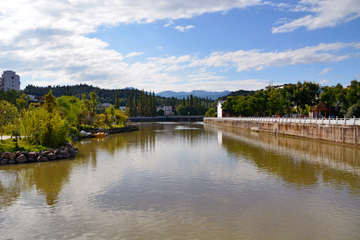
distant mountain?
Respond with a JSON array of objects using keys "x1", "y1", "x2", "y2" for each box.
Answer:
[{"x1": 156, "y1": 90, "x2": 231, "y2": 99}]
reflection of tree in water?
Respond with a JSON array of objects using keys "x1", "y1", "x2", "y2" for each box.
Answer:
[
  {"x1": 221, "y1": 136, "x2": 320, "y2": 187},
  {"x1": 0, "y1": 160, "x2": 74, "y2": 208},
  {"x1": 209, "y1": 125, "x2": 360, "y2": 192},
  {"x1": 0, "y1": 173, "x2": 21, "y2": 210}
]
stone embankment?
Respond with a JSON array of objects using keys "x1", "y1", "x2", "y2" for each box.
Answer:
[
  {"x1": 0, "y1": 143, "x2": 78, "y2": 165},
  {"x1": 204, "y1": 117, "x2": 360, "y2": 146}
]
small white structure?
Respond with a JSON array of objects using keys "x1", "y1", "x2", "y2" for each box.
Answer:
[
  {"x1": 119, "y1": 106, "x2": 126, "y2": 112},
  {"x1": 217, "y1": 101, "x2": 224, "y2": 118},
  {"x1": 99, "y1": 103, "x2": 112, "y2": 109},
  {"x1": 157, "y1": 105, "x2": 173, "y2": 115},
  {"x1": 0, "y1": 70, "x2": 20, "y2": 91}
]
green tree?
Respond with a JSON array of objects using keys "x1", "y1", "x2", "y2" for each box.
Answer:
[
  {"x1": 89, "y1": 92, "x2": 97, "y2": 114},
  {"x1": 44, "y1": 90, "x2": 57, "y2": 113},
  {"x1": 0, "y1": 100, "x2": 18, "y2": 140},
  {"x1": 115, "y1": 90, "x2": 120, "y2": 109},
  {"x1": 205, "y1": 108, "x2": 216, "y2": 117},
  {"x1": 126, "y1": 94, "x2": 134, "y2": 117}
]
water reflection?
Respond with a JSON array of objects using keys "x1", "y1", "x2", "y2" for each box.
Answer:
[
  {"x1": 206, "y1": 124, "x2": 360, "y2": 193},
  {"x1": 0, "y1": 160, "x2": 74, "y2": 208},
  {"x1": 0, "y1": 122, "x2": 359, "y2": 239}
]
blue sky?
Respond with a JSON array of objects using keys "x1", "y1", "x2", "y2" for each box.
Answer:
[{"x1": 0, "y1": 0, "x2": 359, "y2": 92}]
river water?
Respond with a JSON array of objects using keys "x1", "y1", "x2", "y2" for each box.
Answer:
[{"x1": 1, "y1": 122, "x2": 360, "y2": 239}]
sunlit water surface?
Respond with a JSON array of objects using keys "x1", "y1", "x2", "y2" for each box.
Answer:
[{"x1": 1, "y1": 122, "x2": 360, "y2": 239}]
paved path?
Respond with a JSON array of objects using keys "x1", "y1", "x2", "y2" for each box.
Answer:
[{"x1": 1, "y1": 136, "x2": 13, "y2": 140}]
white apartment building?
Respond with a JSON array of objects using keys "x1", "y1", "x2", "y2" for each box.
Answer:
[
  {"x1": 0, "y1": 70, "x2": 20, "y2": 91},
  {"x1": 156, "y1": 105, "x2": 173, "y2": 115}
]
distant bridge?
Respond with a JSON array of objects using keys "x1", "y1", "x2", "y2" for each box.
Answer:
[{"x1": 129, "y1": 116, "x2": 204, "y2": 122}]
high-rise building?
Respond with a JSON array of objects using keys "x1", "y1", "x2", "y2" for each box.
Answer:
[{"x1": 0, "y1": 70, "x2": 20, "y2": 91}]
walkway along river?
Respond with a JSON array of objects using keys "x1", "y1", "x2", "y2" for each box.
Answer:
[{"x1": 0, "y1": 122, "x2": 359, "y2": 239}]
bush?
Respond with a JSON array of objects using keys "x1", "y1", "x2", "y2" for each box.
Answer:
[
  {"x1": 346, "y1": 103, "x2": 360, "y2": 117},
  {"x1": 205, "y1": 108, "x2": 217, "y2": 117}
]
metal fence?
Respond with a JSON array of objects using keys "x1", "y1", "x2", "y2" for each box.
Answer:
[{"x1": 216, "y1": 116, "x2": 360, "y2": 125}]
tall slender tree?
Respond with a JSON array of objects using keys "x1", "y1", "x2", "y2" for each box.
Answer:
[{"x1": 115, "y1": 90, "x2": 119, "y2": 109}]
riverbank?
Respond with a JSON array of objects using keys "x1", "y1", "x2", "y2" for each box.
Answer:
[
  {"x1": 0, "y1": 143, "x2": 78, "y2": 164},
  {"x1": 204, "y1": 117, "x2": 360, "y2": 146}
]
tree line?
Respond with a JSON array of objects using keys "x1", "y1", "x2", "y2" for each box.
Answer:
[
  {"x1": 0, "y1": 90, "x2": 127, "y2": 148},
  {"x1": 123, "y1": 90, "x2": 215, "y2": 117},
  {"x1": 222, "y1": 80, "x2": 360, "y2": 117}
]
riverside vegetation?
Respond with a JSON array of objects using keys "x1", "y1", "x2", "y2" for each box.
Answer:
[
  {"x1": 221, "y1": 80, "x2": 360, "y2": 117},
  {"x1": 0, "y1": 89, "x2": 128, "y2": 155}
]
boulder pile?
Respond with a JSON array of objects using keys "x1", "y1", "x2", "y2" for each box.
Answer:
[{"x1": 0, "y1": 143, "x2": 78, "y2": 165}]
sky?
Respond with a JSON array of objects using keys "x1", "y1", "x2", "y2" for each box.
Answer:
[{"x1": 0, "y1": 0, "x2": 359, "y2": 93}]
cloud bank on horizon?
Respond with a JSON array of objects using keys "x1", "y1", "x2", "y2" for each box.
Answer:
[{"x1": 0, "y1": 0, "x2": 359, "y2": 92}]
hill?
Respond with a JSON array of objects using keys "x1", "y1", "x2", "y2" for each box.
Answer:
[{"x1": 156, "y1": 90, "x2": 231, "y2": 99}]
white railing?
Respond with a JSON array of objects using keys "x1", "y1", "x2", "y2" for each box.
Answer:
[{"x1": 217, "y1": 116, "x2": 360, "y2": 125}]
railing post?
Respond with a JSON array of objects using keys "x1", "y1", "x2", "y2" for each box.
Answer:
[
  {"x1": 354, "y1": 116, "x2": 356, "y2": 125},
  {"x1": 329, "y1": 116, "x2": 331, "y2": 124},
  {"x1": 345, "y1": 117, "x2": 347, "y2": 124},
  {"x1": 336, "y1": 116, "x2": 338, "y2": 124}
]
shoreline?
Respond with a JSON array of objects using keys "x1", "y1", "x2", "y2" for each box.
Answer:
[{"x1": 204, "y1": 117, "x2": 360, "y2": 146}]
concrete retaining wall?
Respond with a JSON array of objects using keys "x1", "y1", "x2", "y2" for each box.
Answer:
[{"x1": 204, "y1": 117, "x2": 360, "y2": 146}]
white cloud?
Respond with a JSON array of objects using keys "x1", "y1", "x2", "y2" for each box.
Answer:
[
  {"x1": 255, "y1": 65, "x2": 265, "y2": 71},
  {"x1": 174, "y1": 25, "x2": 195, "y2": 32},
  {"x1": 272, "y1": 0, "x2": 360, "y2": 33},
  {"x1": 318, "y1": 67, "x2": 332, "y2": 75},
  {"x1": 188, "y1": 43, "x2": 356, "y2": 72},
  {"x1": 0, "y1": 0, "x2": 358, "y2": 92},
  {"x1": 319, "y1": 79, "x2": 329, "y2": 84},
  {"x1": 164, "y1": 21, "x2": 174, "y2": 27},
  {"x1": 125, "y1": 52, "x2": 144, "y2": 58}
]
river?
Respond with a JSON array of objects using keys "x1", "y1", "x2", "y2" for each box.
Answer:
[{"x1": 1, "y1": 122, "x2": 360, "y2": 239}]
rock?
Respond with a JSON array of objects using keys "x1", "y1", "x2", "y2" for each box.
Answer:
[
  {"x1": 28, "y1": 157, "x2": 35, "y2": 162},
  {"x1": 43, "y1": 151, "x2": 50, "y2": 155},
  {"x1": 21, "y1": 151, "x2": 29, "y2": 157},
  {"x1": 1, "y1": 152, "x2": 10, "y2": 159},
  {"x1": 1, "y1": 159, "x2": 8, "y2": 164},
  {"x1": 54, "y1": 150, "x2": 60, "y2": 155},
  {"x1": 15, "y1": 151, "x2": 22, "y2": 157},
  {"x1": 8, "y1": 159, "x2": 16, "y2": 164},
  {"x1": 28, "y1": 152, "x2": 37, "y2": 158},
  {"x1": 37, "y1": 156, "x2": 48, "y2": 162},
  {"x1": 48, "y1": 148, "x2": 55, "y2": 153},
  {"x1": 59, "y1": 150, "x2": 70, "y2": 158},
  {"x1": 68, "y1": 148, "x2": 76, "y2": 157},
  {"x1": 9, "y1": 153, "x2": 17, "y2": 160},
  {"x1": 16, "y1": 154, "x2": 28, "y2": 163},
  {"x1": 56, "y1": 154, "x2": 63, "y2": 159},
  {"x1": 46, "y1": 153, "x2": 56, "y2": 160}
]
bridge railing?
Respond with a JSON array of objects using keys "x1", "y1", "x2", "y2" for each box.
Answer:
[{"x1": 211, "y1": 116, "x2": 360, "y2": 125}]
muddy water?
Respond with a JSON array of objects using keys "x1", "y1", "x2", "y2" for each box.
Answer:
[{"x1": 1, "y1": 122, "x2": 359, "y2": 239}]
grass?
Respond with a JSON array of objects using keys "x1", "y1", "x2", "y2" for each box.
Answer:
[{"x1": 0, "y1": 138, "x2": 48, "y2": 153}]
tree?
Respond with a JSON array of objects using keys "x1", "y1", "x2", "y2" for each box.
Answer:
[
  {"x1": 125, "y1": 94, "x2": 134, "y2": 117},
  {"x1": 89, "y1": 92, "x2": 97, "y2": 114},
  {"x1": 158, "y1": 109, "x2": 165, "y2": 116},
  {"x1": 346, "y1": 103, "x2": 360, "y2": 117},
  {"x1": 133, "y1": 92, "x2": 138, "y2": 117},
  {"x1": 205, "y1": 108, "x2": 216, "y2": 117},
  {"x1": 0, "y1": 100, "x2": 18, "y2": 140},
  {"x1": 44, "y1": 90, "x2": 57, "y2": 114},
  {"x1": 115, "y1": 90, "x2": 120, "y2": 109}
]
